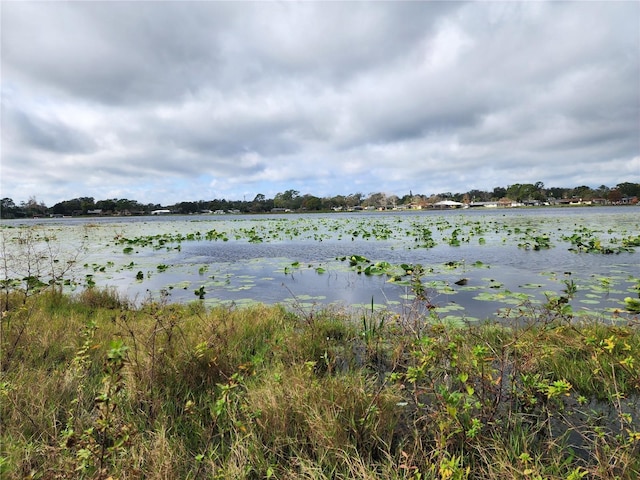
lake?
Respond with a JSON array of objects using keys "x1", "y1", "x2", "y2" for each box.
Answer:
[{"x1": 2, "y1": 206, "x2": 639, "y2": 322}]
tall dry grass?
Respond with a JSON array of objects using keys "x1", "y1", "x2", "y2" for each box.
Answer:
[{"x1": 1, "y1": 288, "x2": 639, "y2": 479}]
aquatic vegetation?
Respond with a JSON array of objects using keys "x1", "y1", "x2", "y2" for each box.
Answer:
[
  {"x1": 625, "y1": 297, "x2": 640, "y2": 313},
  {"x1": 622, "y1": 235, "x2": 640, "y2": 247},
  {"x1": 518, "y1": 233, "x2": 552, "y2": 250},
  {"x1": 1, "y1": 208, "x2": 639, "y2": 323},
  {"x1": 562, "y1": 230, "x2": 635, "y2": 254}
]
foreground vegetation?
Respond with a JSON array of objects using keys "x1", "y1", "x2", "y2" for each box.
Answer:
[{"x1": 1, "y1": 286, "x2": 639, "y2": 479}]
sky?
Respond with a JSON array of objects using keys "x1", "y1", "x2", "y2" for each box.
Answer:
[{"x1": 1, "y1": 1, "x2": 639, "y2": 207}]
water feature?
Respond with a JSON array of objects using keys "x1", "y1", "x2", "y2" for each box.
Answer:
[{"x1": 2, "y1": 206, "x2": 639, "y2": 321}]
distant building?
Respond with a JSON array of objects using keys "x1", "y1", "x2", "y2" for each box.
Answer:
[
  {"x1": 433, "y1": 200, "x2": 464, "y2": 209},
  {"x1": 468, "y1": 201, "x2": 498, "y2": 208}
]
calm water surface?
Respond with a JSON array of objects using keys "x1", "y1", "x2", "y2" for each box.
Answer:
[{"x1": 2, "y1": 207, "x2": 639, "y2": 322}]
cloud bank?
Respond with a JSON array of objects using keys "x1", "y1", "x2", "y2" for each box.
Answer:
[{"x1": 2, "y1": 1, "x2": 638, "y2": 205}]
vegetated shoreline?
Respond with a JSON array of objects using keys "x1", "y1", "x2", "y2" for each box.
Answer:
[
  {"x1": 2, "y1": 201, "x2": 640, "y2": 222},
  {"x1": 1, "y1": 288, "x2": 639, "y2": 479}
]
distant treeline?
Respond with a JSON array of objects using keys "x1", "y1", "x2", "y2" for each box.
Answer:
[{"x1": 1, "y1": 182, "x2": 639, "y2": 218}]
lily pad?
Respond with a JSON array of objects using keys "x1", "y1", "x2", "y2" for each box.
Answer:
[{"x1": 433, "y1": 303, "x2": 465, "y2": 313}]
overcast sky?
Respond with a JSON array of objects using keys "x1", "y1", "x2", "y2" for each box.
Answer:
[{"x1": 2, "y1": 1, "x2": 639, "y2": 206}]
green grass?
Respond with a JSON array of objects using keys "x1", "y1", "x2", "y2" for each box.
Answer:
[{"x1": 1, "y1": 289, "x2": 639, "y2": 479}]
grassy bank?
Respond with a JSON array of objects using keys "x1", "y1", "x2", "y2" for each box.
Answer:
[{"x1": 1, "y1": 288, "x2": 639, "y2": 479}]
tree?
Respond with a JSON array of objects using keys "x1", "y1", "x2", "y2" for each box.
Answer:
[
  {"x1": 399, "y1": 194, "x2": 413, "y2": 205},
  {"x1": 329, "y1": 195, "x2": 346, "y2": 208},
  {"x1": 387, "y1": 195, "x2": 400, "y2": 208},
  {"x1": 301, "y1": 195, "x2": 322, "y2": 211},
  {"x1": 505, "y1": 184, "x2": 522, "y2": 201},
  {"x1": 96, "y1": 199, "x2": 117, "y2": 213},
  {"x1": 570, "y1": 186, "x2": 594, "y2": 200},
  {"x1": 175, "y1": 202, "x2": 199, "y2": 214},
  {"x1": 114, "y1": 198, "x2": 144, "y2": 213},
  {"x1": 594, "y1": 185, "x2": 610, "y2": 198},
  {"x1": 22, "y1": 196, "x2": 48, "y2": 217},
  {"x1": 80, "y1": 197, "x2": 95, "y2": 213},
  {"x1": 546, "y1": 187, "x2": 566, "y2": 199},
  {"x1": 274, "y1": 189, "x2": 301, "y2": 209},
  {"x1": 250, "y1": 193, "x2": 269, "y2": 213},
  {"x1": 506, "y1": 184, "x2": 539, "y2": 202},
  {"x1": 364, "y1": 192, "x2": 386, "y2": 208},
  {"x1": 253, "y1": 200, "x2": 268, "y2": 212},
  {"x1": 608, "y1": 189, "x2": 623, "y2": 204},
  {"x1": 467, "y1": 189, "x2": 491, "y2": 202},
  {"x1": 51, "y1": 197, "x2": 97, "y2": 216},
  {"x1": 345, "y1": 193, "x2": 363, "y2": 208},
  {"x1": 0, "y1": 198, "x2": 18, "y2": 218},
  {"x1": 616, "y1": 182, "x2": 640, "y2": 197},
  {"x1": 492, "y1": 187, "x2": 507, "y2": 200},
  {"x1": 533, "y1": 182, "x2": 546, "y2": 201},
  {"x1": 425, "y1": 194, "x2": 442, "y2": 205},
  {"x1": 52, "y1": 200, "x2": 77, "y2": 215}
]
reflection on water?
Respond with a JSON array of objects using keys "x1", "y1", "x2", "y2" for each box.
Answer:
[
  {"x1": 2, "y1": 207, "x2": 639, "y2": 321},
  {"x1": 174, "y1": 240, "x2": 637, "y2": 319}
]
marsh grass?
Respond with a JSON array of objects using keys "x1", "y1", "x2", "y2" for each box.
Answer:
[{"x1": 1, "y1": 288, "x2": 639, "y2": 479}]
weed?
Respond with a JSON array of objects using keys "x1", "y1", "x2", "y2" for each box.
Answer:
[{"x1": 1, "y1": 289, "x2": 639, "y2": 479}]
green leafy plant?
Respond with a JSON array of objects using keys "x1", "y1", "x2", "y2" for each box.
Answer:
[{"x1": 194, "y1": 286, "x2": 206, "y2": 299}]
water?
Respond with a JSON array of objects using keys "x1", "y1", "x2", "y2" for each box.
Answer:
[{"x1": 2, "y1": 207, "x2": 639, "y2": 321}]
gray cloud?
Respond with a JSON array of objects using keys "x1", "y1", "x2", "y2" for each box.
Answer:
[
  {"x1": 1, "y1": 1, "x2": 638, "y2": 206},
  {"x1": 3, "y1": 103, "x2": 96, "y2": 154}
]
